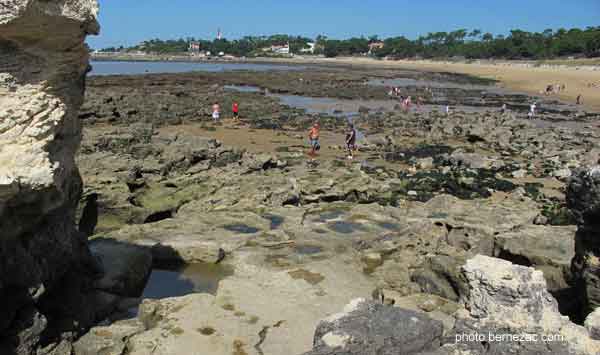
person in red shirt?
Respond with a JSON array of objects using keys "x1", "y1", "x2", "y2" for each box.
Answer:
[{"x1": 232, "y1": 101, "x2": 239, "y2": 120}]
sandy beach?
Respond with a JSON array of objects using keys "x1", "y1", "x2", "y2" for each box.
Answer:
[{"x1": 290, "y1": 56, "x2": 600, "y2": 111}]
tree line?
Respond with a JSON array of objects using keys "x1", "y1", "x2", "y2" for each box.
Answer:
[
  {"x1": 97, "y1": 27, "x2": 600, "y2": 60},
  {"x1": 98, "y1": 35, "x2": 312, "y2": 57}
]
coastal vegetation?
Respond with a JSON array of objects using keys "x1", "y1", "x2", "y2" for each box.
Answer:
[{"x1": 97, "y1": 27, "x2": 600, "y2": 60}]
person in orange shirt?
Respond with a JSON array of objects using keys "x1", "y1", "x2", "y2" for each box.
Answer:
[{"x1": 308, "y1": 122, "x2": 320, "y2": 158}]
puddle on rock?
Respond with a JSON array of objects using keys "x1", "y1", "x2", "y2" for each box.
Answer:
[
  {"x1": 141, "y1": 263, "x2": 234, "y2": 299},
  {"x1": 327, "y1": 221, "x2": 366, "y2": 234},
  {"x1": 262, "y1": 214, "x2": 285, "y2": 229},
  {"x1": 224, "y1": 85, "x2": 262, "y2": 93},
  {"x1": 294, "y1": 244, "x2": 323, "y2": 255},
  {"x1": 318, "y1": 210, "x2": 347, "y2": 221},
  {"x1": 223, "y1": 224, "x2": 260, "y2": 234},
  {"x1": 378, "y1": 222, "x2": 401, "y2": 231}
]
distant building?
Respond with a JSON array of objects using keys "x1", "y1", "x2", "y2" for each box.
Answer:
[
  {"x1": 368, "y1": 41, "x2": 384, "y2": 54},
  {"x1": 263, "y1": 43, "x2": 290, "y2": 55},
  {"x1": 300, "y1": 42, "x2": 316, "y2": 54},
  {"x1": 189, "y1": 41, "x2": 201, "y2": 53}
]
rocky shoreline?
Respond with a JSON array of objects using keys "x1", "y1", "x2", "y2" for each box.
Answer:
[
  {"x1": 70, "y1": 63, "x2": 600, "y2": 353},
  {"x1": 2, "y1": 1, "x2": 600, "y2": 354}
]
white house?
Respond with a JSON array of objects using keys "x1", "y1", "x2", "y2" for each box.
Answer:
[
  {"x1": 300, "y1": 42, "x2": 316, "y2": 54},
  {"x1": 263, "y1": 43, "x2": 290, "y2": 55}
]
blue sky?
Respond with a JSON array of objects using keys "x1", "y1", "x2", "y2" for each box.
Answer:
[{"x1": 88, "y1": 0, "x2": 600, "y2": 49}]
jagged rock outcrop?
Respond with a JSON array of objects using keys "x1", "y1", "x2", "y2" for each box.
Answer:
[
  {"x1": 567, "y1": 167, "x2": 600, "y2": 317},
  {"x1": 0, "y1": 1, "x2": 99, "y2": 353},
  {"x1": 304, "y1": 256, "x2": 600, "y2": 355},
  {"x1": 427, "y1": 255, "x2": 599, "y2": 355}
]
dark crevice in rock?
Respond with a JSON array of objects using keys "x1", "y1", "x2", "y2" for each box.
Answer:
[
  {"x1": 254, "y1": 321, "x2": 284, "y2": 355},
  {"x1": 143, "y1": 210, "x2": 174, "y2": 224},
  {"x1": 496, "y1": 249, "x2": 533, "y2": 267}
]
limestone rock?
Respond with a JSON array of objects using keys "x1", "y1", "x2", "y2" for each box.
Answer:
[
  {"x1": 493, "y1": 225, "x2": 576, "y2": 291},
  {"x1": 456, "y1": 255, "x2": 600, "y2": 355},
  {"x1": 73, "y1": 319, "x2": 145, "y2": 355},
  {"x1": 461, "y1": 255, "x2": 565, "y2": 330},
  {"x1": 0, "y1": 0, "x2": 100, "y2": 352},
  {"x1": 585, "y1": 308, "x2": 600, "y2": 340}
]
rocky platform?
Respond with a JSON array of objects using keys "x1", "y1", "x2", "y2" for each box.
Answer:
[{"x1": 3, "y1": 6, "x2": 600, "y2": 352}]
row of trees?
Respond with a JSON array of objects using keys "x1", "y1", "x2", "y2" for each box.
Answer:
[
  {"x1": 326, "y1": 27, "x2": 600, "y2": 59},
  {"x1": 100, "y1": 35, "x2": 313, "y2": 57},
  {"x1": 98, "y1": 27, "x2": 600, "y2": 60}
]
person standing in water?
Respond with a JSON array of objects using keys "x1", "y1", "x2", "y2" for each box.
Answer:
[
  {"x1": 345, "y1": 123, "x2": 357, "y2": 160},
  {"x1": 577, "y1": 94, "x2": 583, "y2": 105},
  {"x1": 501, "y1": 103, "x2": 507, "y2": 114},
  {"x1": 308, "y1": 122, "x2": 320, "y2": 159},
  {"x1": 232, "y1": 101, "x2": 239, "y2": 120},
  {"x1": 212, "y1": 102, "x2": 221, "y2": 122}
]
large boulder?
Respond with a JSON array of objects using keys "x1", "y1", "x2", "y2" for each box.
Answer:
[
  {"x1": 494, "y1": 224, "x2": 580, "y2": 321},
  {"x1": 303, "y1": 256, "x2": 600, "y2": 355},
  {"x1": 446, "y1": 255, "x2": 600, "y2": 355},
  {"x1": 0, "y1": 1, "x2": 99, "y2": 353},
  {"x1": 303, "y1": 298, "x2": 444, "y2": 355}
]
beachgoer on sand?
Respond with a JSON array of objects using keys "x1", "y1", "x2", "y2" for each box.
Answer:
[
  {"x1": 212, "y1": 102, "x2": 221, "y2": 121},
  {"x1": 577, "y1": 94, "x2": 582, "y2": 105},
  {"x1": 345, "y1": 123, "x2": 357, "y2": 160},
  {"x1": 232, "y1": 101, "x2": 239, "y2": 120},
  {"x1": 528, "y1": 102, "x2": 536, "y2": 118},
  {"x1": 308, "y1": 122, "x2": 320, "y2": 158}
]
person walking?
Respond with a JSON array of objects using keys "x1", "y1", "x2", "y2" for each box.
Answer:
[
  {"x1": 232, "y1": 101, "x2": 239, "y2": 120},
  {"x1": 345, "y1": 123, "x2": 357, "y2": 160},
  {"x1": 528, "y1": 102, "x2": 536, "y2": 119},
  {"x1": 308, "y1": 122, "x2": 320, "y2": 159},
  {"x1": 212, "y1": 102, "x2": 221, "y2": 122}
]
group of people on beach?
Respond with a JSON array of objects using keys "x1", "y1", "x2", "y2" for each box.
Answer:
[
  {"x1": 544, "y1": 83, "x2": 566, "y2": 96},
  {"x1": 388, "y1": 86, "x2": 428, "y2": 112},
  {"x1": 209, "y1": 101, "x2": 357, "y2": 161},
  {"x1": 208, "y1": 80, "x2": 585, "y2": 163}
]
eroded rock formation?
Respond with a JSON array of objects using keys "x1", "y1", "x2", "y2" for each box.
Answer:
[
  {"x1": 304, "y1": 256, "x2": 600, "y2": 355},
  {"x1": 568, "y1": 167, "x2": 600, "y2": 318},
  {"x1": 0, "y1": 1, "x2": 99, "y2": 353}
]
